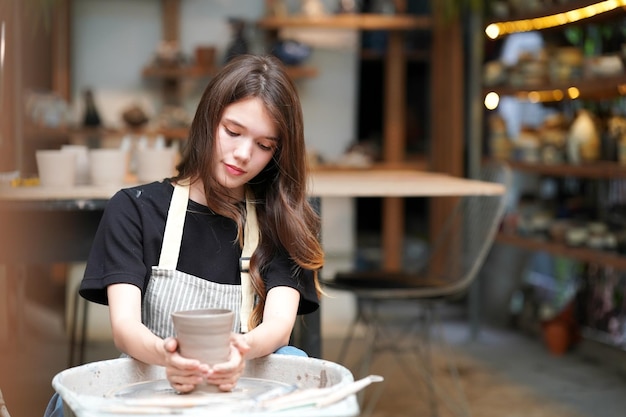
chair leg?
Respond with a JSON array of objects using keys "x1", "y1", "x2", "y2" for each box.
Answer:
[
  {"x1": 79, "y1": 297, "x2": 89, "y2": 365},
  {"x1": 400, "y1": 303, "x2": 471, "y2": 417},
  {"x1": 68, "y1": 283, "x2": 89, "y2": 367},
  {"x1": 354, "y1": 301, "x2": 385, "y2": 416},
  {"x1": 336, "y1": 297, "x2": 367, "y2": 365},
  {"x1": 357, "y1": 300, "x2": 380, "y2": 379}
]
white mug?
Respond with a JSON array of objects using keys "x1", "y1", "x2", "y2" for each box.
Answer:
[
  {"x1": 89, "y1": 148, "x2": 128, "y2": 186},
  {"x1": 61, "y1": 144, "x2": 90, "y2": 185},
  {"x1": 136, "y1": 148, "x2": 177, "y2": 183},
  {"x1": 36, "y1": 150, "x2": 76, "y2": 187}
]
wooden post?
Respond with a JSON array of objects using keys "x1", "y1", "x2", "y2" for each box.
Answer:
[
  {"x1": 52, "y1": 0, "x2": 71, "y2": 101},
  {"x1": 381, "y1": 30, "x2": 408, "y2": 271},
  {"x1": 162, "y1": 0, "x2": 180, "y2": 42},
  {"x1": 429, "y1": 4, "x2": 464, "y2": 255}
]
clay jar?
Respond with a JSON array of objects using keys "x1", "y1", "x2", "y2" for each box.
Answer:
[{"x1": 171, "y1": 308, "x2": 234, "y2": 366}]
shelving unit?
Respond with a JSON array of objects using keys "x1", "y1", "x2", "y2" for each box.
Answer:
[
  {"x1": 485, "y1": 73, "x2": 626, "y2": 102},
  {"x1": 258, "y1": 12, "x2": 434, "y2": 271},
  {"x1": 484, "y1": 1, "x2": 626, "y2": 260},
  {"x1": 496, "y1": 233, "x2": 626, "y2": 270},
  {"x1": 483, "y1": 1, "x2": 626, "y2": 353},
  {"x1": 504, "y1": 160, "x2": 626, "y2": 179}
]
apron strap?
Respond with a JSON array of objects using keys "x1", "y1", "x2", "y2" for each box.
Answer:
[
  {"x1": 158, "y1": 182, "x2": 190, "y2": 270},
  {"x1": 240, "y1": 191, "x2": 259, "y2": 333}
]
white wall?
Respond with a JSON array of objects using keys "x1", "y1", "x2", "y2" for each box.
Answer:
[{"x1": 70, "y1": 0, "x2": 359, "y2": 338}]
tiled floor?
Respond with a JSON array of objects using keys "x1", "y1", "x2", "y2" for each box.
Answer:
[{"x1": 2, "y1": 283, "x2": 626, "y2": 417}]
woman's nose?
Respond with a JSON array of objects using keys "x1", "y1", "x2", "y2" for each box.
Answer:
[{"x1": 233, "y1": 138, "x2": 252, "y2": 162}]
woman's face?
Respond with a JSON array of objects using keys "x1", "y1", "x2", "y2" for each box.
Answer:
[{"x1": 213, "y1": 97, "x2": 278, "y2": 200}]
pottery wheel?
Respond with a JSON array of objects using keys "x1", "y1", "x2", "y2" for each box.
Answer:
[{"x1": 106, "y1": 378, "x2": 293, "y2": 408}]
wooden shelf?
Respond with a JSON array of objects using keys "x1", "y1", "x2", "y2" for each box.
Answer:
[
  {"x1": 142, "y1": 64, "x2": 317, "y2": 81},
  {"x1": 360, "y1": 48, "x2": 430, "y2": 62},
  {"x1": 484, "y1": 73, "x2": 626, "y2": 102},
  {"x1": 496, "y1": 232, "x2": 626, "y2": 270},
  {"x1": 258, "y1": 13, "x2": 432, "y2": 31},
  {"x1": 313, "y1": 158, "x2": 429, "y2": 172},
  {"x1": 141, "y1": 65, "x2": 217, "y2": 79},
  {"x1": 284, "y1": 65, "x2": 319, "y2": 79},
  {"x1": 503, "y1": 160, "x2": 626, "y2": 179},
  {"x1": 25, "y1": 125, "x2": 190, "y2": 141}
]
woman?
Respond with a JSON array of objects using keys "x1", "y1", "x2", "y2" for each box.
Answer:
[{"x1": 46, "y1": 54, "x2": 324, "y2": 415}]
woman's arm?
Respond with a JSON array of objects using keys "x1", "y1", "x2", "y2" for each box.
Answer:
[
  {"x1": 240, "y1": 286, "x2": 300, "y2": 359},
  {"x1": 107, "y1": 283, "x2": 209, "y2": 393},
  {"x1": 107, "y1": 283, "x2": 166, "y2": 364}
]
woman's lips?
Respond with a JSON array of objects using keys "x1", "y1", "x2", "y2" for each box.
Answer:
[{"x1": 224, "y1": 163, "x2": 245, "y2": 176}]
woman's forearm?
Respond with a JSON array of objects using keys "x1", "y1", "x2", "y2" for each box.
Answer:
[{"x1": 110, "y1": 317, "x2": 168, "y2": 366}]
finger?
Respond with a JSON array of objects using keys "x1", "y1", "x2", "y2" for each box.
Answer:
[
  {"x1": 217, "y1": 382, "x2": 236, "y2": 392},
  {"x1": 211, "y1": 346, "x2": 243, "y2": 373},
  {"x1": 206, "y1": 374, "x2": 241, "y2": 389},
  {"x1": 163, "y1": 337, "x2": 178, "y2": 353},
  {"x1": 206, "y1": 374, "x2": 242, "y2": 385},
  {"x1": 170, "y1": 381, "x2": 196, "y2": 394},
  {"x1": 168, "y1": 372, "x2": 205, "y2": 393}
]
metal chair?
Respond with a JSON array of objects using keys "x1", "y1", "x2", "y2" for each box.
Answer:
[{"x1": 322, "y1": 162, "x2": 511, "y2": 416}]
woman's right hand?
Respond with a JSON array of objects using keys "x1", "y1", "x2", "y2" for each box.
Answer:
[{"x1": 162, "y1": 337, "x2": 209, "y2": 393}]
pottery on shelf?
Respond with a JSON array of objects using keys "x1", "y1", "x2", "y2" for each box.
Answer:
[{"x1": 567, "y1": 109, "x2": 600, "y2": 164}]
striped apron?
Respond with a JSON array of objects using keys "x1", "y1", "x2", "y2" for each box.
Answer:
[{"x1": 141, "y1": 183, "x2": 258, "y2": 338}]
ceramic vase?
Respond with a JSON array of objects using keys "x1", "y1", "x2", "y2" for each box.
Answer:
[
  {"x1": 567, "y1": 109, "x2": 600, "y2": 164},
  {"x1": 171, "y1": 308, "x2": 234, "y2": 366}
]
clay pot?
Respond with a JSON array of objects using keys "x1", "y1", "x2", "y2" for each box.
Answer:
[
  {"x1": 171, "y1": 308, "x2": 234, "y2": 366},
  {"x1": 542, "y1": 320, "x2": 571, "y2": 356},
  {"x1": 541, "y1": 302, "x2": 579, "y2": 356}
]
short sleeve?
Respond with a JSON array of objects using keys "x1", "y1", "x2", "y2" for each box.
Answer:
[{"x1": 264, "y1": 253, "x2": 319, "y2": 315}]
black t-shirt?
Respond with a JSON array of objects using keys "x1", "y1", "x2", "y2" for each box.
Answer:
[{"x1": 80, "y1": 180, "x2": 319, "y2": 315}]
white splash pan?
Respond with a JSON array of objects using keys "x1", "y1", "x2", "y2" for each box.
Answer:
[{"x1": 52, "y1": 355, "x2": 359, "y2": 416}]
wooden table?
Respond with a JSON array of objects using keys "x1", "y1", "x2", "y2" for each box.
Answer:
[
  {"x1": 0, "y1": 169, "x2": 505, "y2": 201},
  {"x1": 309, "y1": 169, "x2": 505, "y2": 197}
]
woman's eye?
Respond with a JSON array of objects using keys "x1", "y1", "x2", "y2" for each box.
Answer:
[
  {"x1": 225, "y1": 127, "x2": 238, "y2": 137},
  {"x1": 258, "y1": 142, "x2": 274, "y2": 152}
]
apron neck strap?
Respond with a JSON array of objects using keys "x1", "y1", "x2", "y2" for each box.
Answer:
[
  {"x1": 240, "y1": 190, "x2": 259, "y2": 333},
  {"x1": 158, "y1": 182, "x2": 189, "y2": 270}
]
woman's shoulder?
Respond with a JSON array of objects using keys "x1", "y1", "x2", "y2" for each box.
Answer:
[
  {"x1": 104, "y1": 180, "x2": 174, "y2": 217},
  {"x1": 113, "y1": 180, "x2": 174, "y2": 204}
]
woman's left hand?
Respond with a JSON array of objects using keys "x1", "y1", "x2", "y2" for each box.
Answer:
[{"x1": 205, "y1": 333, "x2": 250, "y2": 391}]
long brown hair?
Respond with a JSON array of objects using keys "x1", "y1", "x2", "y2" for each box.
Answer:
[{"x1": 174, "y1": 54, "x2": 324, "y2": 329}]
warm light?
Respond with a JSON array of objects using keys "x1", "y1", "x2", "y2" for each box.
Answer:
[
  {"x1": 484, "y1": 92, "x2": 500, "y2": 110},
  {"x1": 567, "y1": 87, "x2": 580, "y2": 99},
  {"x1": 527, "y1": 91, "x2": 541, "y2": 103},
  {"x1": 510, "y1": 89, "x2": 569, "y2": 103},
  {"x1": 618, "y1": 84, "x2": 626, "y2": 94},
  {"x1": 484, "y1": 0, "x2": 626, "y2": 38},
  {"x1": 485, "y1": 23, "x2": 500, "y2": 39}
]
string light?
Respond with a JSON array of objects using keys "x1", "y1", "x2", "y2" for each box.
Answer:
[
  {"x1": 485, "y1": 0, "x2": 626, "y2": 39},
  {"x1": 484, "y1": 92, "x2": 500, "y2": 110}
]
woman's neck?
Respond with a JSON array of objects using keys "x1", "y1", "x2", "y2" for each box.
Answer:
[
  {"x1": 186, "y1": 179, "x2": 244, "y2": 206},
  {"x1": 188, "y1": 180, "x2": 208, "y2": 206}
]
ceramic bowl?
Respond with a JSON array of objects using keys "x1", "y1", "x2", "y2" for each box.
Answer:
[{"x1": 272, "y1": 40, "x2": 312, "y2": 66}]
